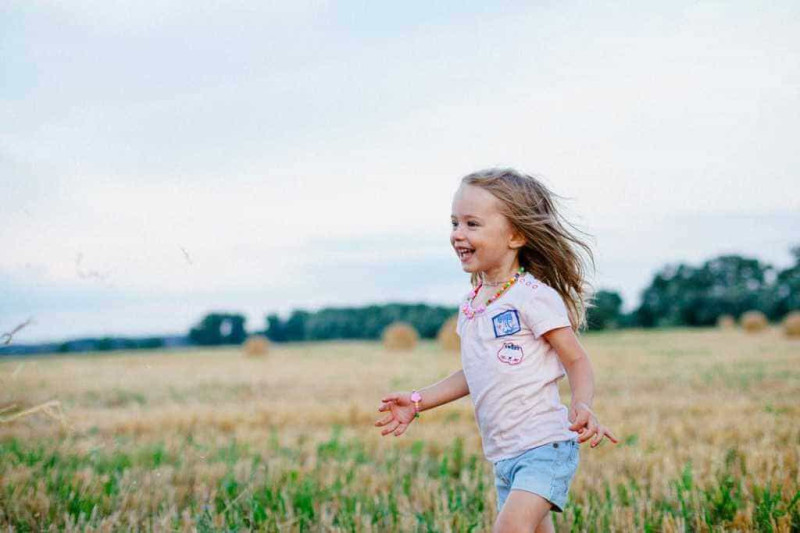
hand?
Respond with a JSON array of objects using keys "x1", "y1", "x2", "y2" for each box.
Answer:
[
  {"x1": 374, "y1": 391, "x2": 417, "y2": 437},
  {"x1": 569, "y1": 401, "x2": 619, "y2": 448}
]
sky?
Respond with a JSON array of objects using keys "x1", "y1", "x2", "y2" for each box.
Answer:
[{"x1": 2, "y1": 1, "x2": 799, "y2": 343}]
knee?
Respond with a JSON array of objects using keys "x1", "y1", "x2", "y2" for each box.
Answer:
[
  {"x1": 535, "y1": 513, "x2": 555, "y2": 533},
  {"x1": 492, "y1": 514, "x2": 532, "y2": 533},
  {"x1": 493, "y1": 509, "x2": 554, "y2": 533},
  {"x1": 491, "y1": 517, "x2": 516, "y2": 533}
]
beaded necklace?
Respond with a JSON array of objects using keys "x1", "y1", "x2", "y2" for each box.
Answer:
[{"x1": 462, "y1": 266, "x2": 525, "y2": 319}]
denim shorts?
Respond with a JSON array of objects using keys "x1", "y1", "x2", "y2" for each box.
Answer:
[{"x1": 492, "y1": 438, "x2": 580, "y2": 513}]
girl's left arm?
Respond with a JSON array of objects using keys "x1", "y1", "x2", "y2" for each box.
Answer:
[{"x1": 544, "y1": 326, "x2": 619, "y2": 448}]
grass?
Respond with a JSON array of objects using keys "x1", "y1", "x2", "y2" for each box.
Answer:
[{"x1": 1, "y1": 328, "x2": 798, "y2": 531}]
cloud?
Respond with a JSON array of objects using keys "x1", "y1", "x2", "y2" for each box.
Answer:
[{"x1": 2, "y1": 1, "x2": 799, "y2": 341}]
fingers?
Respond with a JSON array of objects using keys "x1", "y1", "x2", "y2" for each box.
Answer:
[
  {"x1": 578, "y1": 428, "x2": 597, "y2": 444},
  {"x1": 595, "y1": 426, "x2": 619, "y2": 445},
  {"x1": 570, "y1": 406, "x2": 619, "y2": 448},
  {"x1": 577, "y1": 416, "x2": 598, "y2": 444},
  {"x1": 378, "y1": 392, "x2": 404, "y2": 412},
  {"x1": 380, "y1": 419, "x2": 400, "y2": 436},
  {"x1": 568, "y1": 410, "x2": 589, "y2": 431},
  {"x1": 374, "y1": 414, "x2": 393, "y2": 427},
  {"x1": 588, "y1": 426, "x2": 619, "y2": 448},
  {"x1": 393, "y1": 422, "x2": 408, "y2": 437},
  {"x1": 381, "y1": 392, "x2": 402, "y2": 403}
]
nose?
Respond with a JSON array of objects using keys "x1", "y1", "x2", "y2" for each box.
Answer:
[{"x1": 451, "y1": 223, "x2": 465, "y2": 242}]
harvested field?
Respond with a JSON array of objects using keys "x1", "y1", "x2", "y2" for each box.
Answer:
[{"x1": 1, "y1": 328, "x2": 798, "y2": 531}]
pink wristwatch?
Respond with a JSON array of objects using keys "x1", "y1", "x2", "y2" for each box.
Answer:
[{"x1": 410, "y1": 390, "x2": 422, "y2": 419}]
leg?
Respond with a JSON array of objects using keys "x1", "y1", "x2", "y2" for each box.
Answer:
[
  {"x1": 492, "y1": 489, "x2": 553, "y2": 533},
  {"x1": 535, "y1": 512, "x2": 555, "y2": 533}
]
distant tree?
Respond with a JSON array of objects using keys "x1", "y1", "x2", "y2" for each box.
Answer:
[
  {"x1": 768, "y1": 245, "x2": 800, "y2": 319},
  {"x1": 228, "y1": 315, "x2": 246, "y2": 344},
  {"x1": 137, "y1": 337, "x2": 165, "y2": 350},
  {"x1": 97, "y1": 337, "x2": 115, "y2": 351},
  {"x1": 262, "y1": 304, "x2": 458, "y2": 342},
  {"x1": 189, "y1": 313, "x2": 247, "y2": 346},
  {"x1": 635, "y1": 254, "x2": 773, "y2": 327},
  {"x1": 283, "y1": 311, "x2": 310, "y2": 341},
  {"x1": 587, "y1": 290, "x2": 623, "y2": 330},
  {"x1": 265, "y1": 314, "x2": 287, "y2": 342},
  {"x1": 617, "y1": 311, "x2": 640, "y2": 328}
]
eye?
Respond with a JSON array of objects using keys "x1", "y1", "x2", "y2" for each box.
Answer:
[
  {"x1": 467, "y1": 221, "x2": 479, "y2": 228},
  {"x1": 450, "y1": 220, "x2": 458, "y2": 228}
]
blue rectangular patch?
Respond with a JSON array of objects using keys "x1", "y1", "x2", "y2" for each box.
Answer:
[{"x1": 492, "y1": 310, "x2": 521, "y2": 338}]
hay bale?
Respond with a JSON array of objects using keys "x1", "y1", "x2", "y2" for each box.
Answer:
[
  {"x1": 242, "y1": 335, "x2": 270, "y2": 357},
  {"x1": 740, "y1": 310, "x2": 768, "y2": 333},
  {"x1": 437, "y1": 315, "x2": 460, "y2": 352},
  {"x1": 382, "y1": 322, "x2": 419, "y2": 351},
  {"x1": 782, "y1": 311, "x2": 800, "y2": 338},
  {"x1": 716, "y1": 314, "x2": 736, "y2": 329}
]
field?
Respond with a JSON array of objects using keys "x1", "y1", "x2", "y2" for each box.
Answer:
[{"x1": 1, "y1": 328, "x2": 799, "y2": 532}]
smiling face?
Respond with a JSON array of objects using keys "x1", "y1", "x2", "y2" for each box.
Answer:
[{"x1": 450, "y1": 184, "x2": 525, "y2": 281}]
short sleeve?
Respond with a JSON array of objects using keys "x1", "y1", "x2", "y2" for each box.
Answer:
[
  {"x1": 456, "y1": 296, "x2": 469, "y2": 337},
  {"x1": 520, "y1": 284, "x2": 572, "y2": 339}
]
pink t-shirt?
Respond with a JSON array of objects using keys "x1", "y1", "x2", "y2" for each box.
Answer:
[{"x1": 457, "y1": 272, "x2": 579, "y2": 463}]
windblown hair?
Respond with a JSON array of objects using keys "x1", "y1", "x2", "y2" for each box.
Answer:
[{"x1": 461, "y1": 168, "x2": 596, "y2": 333}]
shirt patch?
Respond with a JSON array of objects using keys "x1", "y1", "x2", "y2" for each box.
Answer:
[
  {"x1": 492, "y1": 310, "x2": 521, "y2": 338},
  {"x1": 497, "y1": 342, "x2": 524, "y2": 365}
]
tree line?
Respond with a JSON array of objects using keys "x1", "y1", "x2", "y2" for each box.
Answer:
[
  {"x1": 2, "y1": 246, "x2": 797, "y2": 355},
  {"x1": 187, "y1": 246, "x2": 798, "y2": 345}
]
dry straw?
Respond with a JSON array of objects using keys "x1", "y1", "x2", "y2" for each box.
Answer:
[
  {"x1": 242, "y1": 335, "x2": 270, "y2": 357},
  {"x1": 0, "y1": 400, "x2": 68, "y2": 428},
  {"x1": 437, "y1": 315, "x2": 460, "y2": 352},
  {"x1": 740, "y1": 310, "x2": 768, "y2": 333},
  {"x1": 382, "y1": 322, "x2": 419, "y2": 351},
  {"x1": 716, "y1": 314, "x2": 736, "y2": 329},
  {"x1": 782, "y1": 311, "x2": 800, "y2": 338}
]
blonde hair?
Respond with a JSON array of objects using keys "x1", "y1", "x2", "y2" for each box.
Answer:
[{"x1": 461, "y1": 168, "x2": 596, "y2": 333}]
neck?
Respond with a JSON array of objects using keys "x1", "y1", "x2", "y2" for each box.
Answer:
[{"x1": 481, "y1": 258, "x2": 522, "y2": 285}]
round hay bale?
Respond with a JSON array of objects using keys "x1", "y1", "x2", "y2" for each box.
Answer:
[
  {"x1": 437, "y1": 315, "x2": 460, "y2": 352},
  {"x1": 716, "y1": 314, "x2": 736, "y2": 329},
  {"x1": 782, "y1": 311, "x2": 800, "y2": 338},
  {"x1": 242, "y1": 335, "x2": 270, "y2": 357},
  {"x1": 740, "y1": 310, "x2": 768, "y2": 333},
  {"x1": 382, "y1": 322, "x2": 419, "y2": 351}
]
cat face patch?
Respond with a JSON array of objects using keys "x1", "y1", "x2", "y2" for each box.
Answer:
[
  {"x1": 497, "y1": 342, "x2": 524, "y2": 365},
  {"x1": 492, "y1": 310, "x2": 521, "y2": 338}
]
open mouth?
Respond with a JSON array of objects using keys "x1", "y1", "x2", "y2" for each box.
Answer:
[{"x1": 456, "y1": 247, "x2": 475, "y2": 262}]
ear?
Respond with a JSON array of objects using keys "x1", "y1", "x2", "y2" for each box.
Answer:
[{"x1": 508, "y1": 227, "x2": 526, "y2": 250}]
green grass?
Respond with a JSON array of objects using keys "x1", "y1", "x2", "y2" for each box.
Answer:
[{"x1": 2, "y1": 430, "x2": 798, "y2": 532}]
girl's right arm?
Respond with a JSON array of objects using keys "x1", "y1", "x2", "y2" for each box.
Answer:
[{"x1": 375, "y1": 369, "x2": 469, "y2": 437}]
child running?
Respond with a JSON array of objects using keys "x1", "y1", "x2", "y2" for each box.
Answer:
[{"x1": 374, "y1": 168, "x2": 618, "y2": 533}]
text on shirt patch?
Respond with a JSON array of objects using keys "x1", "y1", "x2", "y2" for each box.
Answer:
[
  {"x1": 492, "y1": 310, "x2": 521, "y2": 337},
  {"x1": 497, "y1": 342, "x2": 524, "y2": 365}
]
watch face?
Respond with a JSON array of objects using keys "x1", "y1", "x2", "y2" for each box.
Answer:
[{"x1": 411, "y1": 392, "x2": 421, "y2": 402}]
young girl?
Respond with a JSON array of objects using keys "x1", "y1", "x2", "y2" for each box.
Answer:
[{"x1": 374, "y1": 168, "x2": 618, "y2": 533}]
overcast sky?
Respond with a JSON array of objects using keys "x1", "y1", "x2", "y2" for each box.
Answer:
[{"x1": 2, "y1": 1, "x2": 799, "y2": 343}]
